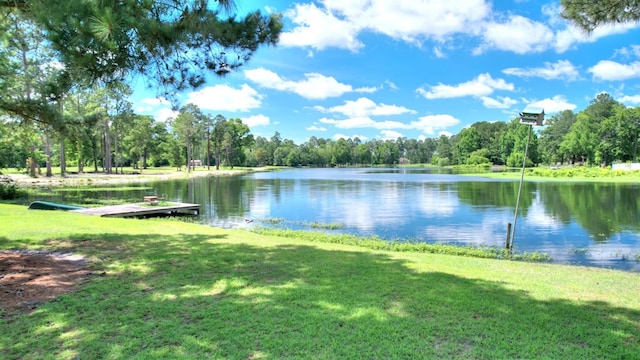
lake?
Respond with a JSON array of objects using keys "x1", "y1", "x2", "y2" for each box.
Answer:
[{"x1": 42, "y1": 168, "x2": 640, "y2": 271}]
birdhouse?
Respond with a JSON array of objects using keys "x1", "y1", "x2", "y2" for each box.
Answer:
[{"x1": 519, "y1": 105, "x2": 544, "y2": 126}]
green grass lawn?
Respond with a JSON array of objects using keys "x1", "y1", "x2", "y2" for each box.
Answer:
[
  {"x1": 463, "y1": 166, "x2": 640, "y2": 183},
  {"x1": 1, "y1": 203, "x2": 639, "y2": 359}
]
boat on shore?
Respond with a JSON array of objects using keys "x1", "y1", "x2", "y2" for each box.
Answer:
[{"x1": 27, "y1": 201, "x2": 86, "y2": 211}]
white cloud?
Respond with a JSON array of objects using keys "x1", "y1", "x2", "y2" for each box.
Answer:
[
  {"x1": 281, "y1": 0, "x2": 488, "y2": 51},
  {"x1": 380, "y1": 129, "x2": 403, "y2": 140},
  {"x1": 618, "y1": 94, "x2": 640, "y2": 105},
  {"x1": 242, "y1": 114, "x2": 270, "y2": 127},
  {"x1": 523, "y1": 95, "x2": 577, "y2": 113},
  {"x1": 502, "y1": 60, "x2": 580, "y2": 81},
  {"x1": 244, "y1": 68, "x2": 286, "y2": 89},
  {"x1": 554, "y1": 22, "x2": 640, "y2": 53},
  {"x1": 155, "y1": 108, "x2": 179, "y2": 123},
  {"x1": 480, "y1": 96, "x2": 518, "y2": 109},
  {"x1": 279, "y1": 0, "x2": 640, "y2": 56},
  {"x1": 417, "y1": 73, "x2": 513, "y2": 99},
  {"x1": 340, "y1": 0, "x2": 488, "y2": 42},
  {"x1": 306, "y1": 125, "x2": 327, "y2": 131},
  {"x1": 589, "y1": 61, "x2": 640, "y2": 81},
  {"x1": 319, "y1": 110, "x2": 461, "y2": 135},
  {"x1": 245, "y1": 67, "x2": 356, "y2": 100},
  {"x1": 136, "y1": 97, "x2": 173, "y2": 117},
  {"x1": 293, "y1": 74, "x2": 355, "y2": 98},
  {"x1": 411, "y1": 114, "x2": 460, "y2": 135},
  {"x1": 540, "y1": 3, "x2": 640, "y2": 53},
  {"x1": 541, "y1": 3, "x2": 565, "y2": 27},
  {"x1": 433, "y1": 46, "x2": 446, "y2": 59},
  {"x1": 385, "y1": 81, "x2": 399, "y2": 91},
  {"x1": 320, "y1": 117, "x2": 374, "y2": 129},
  {"x1": 475, "y1": 15, "x2": 554, "y2": 55},
  {"x1": 552, "y1": 28, "x2": 588, "y2": 53},
  {"x1": 186, "y1": 84, "x2": 262, "y2": 112},
  {"x1": 315, "y1": 97, "x2": 416, "y2": 117},
  {"x1": 320, "y1": 116, "x2": 409, "y2": 130},
  {"x1": 355, "y1": 86, "x2": 380, "y2": 93},
  {"x1": 614, "y1": 45, "x2": 640, "y2": 60},
  {"x1": 280, "y1": 3, "x2": 363, "y2": 52}
]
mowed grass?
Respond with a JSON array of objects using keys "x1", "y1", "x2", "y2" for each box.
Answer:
[
  {"x1": 463, "y1": 166, "x2": 640, "y2": 183},
  {"x1": 0, "y1": 204, "x2": 639, "y2": 359}
]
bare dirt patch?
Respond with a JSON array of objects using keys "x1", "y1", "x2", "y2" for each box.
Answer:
[{"x1": 0, "y1": 250, "x2": 94, "y2": 314}]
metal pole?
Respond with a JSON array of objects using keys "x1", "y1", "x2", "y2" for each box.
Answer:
[{"x1": 509, "y1": 125, "x2": 532, "y2": 251}]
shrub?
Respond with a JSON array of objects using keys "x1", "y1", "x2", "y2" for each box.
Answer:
[
  {"x1": 466, "y1": 154, "x2": 490, "y2": 166},
  {"x1": 0, "y1": 175, "x2": 24, "y2": 200},
  {"x1": 437, "y1": 157, "x2": 450, "y2": 167},
  {"x1": 506, "y1": 152, "x2": 533, "y2": 168}
]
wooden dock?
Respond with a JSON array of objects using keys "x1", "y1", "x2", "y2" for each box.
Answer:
[{"x1": 72, "y1": 202, "x2": 200, "y2": 218}]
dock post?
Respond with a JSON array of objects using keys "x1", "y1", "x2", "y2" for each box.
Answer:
[{"x1": 505, "y1": 222, "x2": 512, "y2": 250}]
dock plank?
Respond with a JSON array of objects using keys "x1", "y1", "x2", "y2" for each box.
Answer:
[{"x1": 72, "y1": 202, "x2": 200, "y2": 218}]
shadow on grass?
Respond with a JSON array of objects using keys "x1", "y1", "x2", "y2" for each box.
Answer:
[{"x1": 1, "y1": 232, "x2": 639, "y2": 359}]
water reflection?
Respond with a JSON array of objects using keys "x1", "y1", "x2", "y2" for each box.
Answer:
[{"x1": 31, "y1": 168, "x2": 640, "y2": 271}]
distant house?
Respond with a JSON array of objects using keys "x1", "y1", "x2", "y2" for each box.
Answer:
[{"x1": 190, "y1": 160, "x2": 202, "y2": 167}]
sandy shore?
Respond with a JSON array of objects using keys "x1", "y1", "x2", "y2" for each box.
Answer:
[{"x1": 7, "y1": 167, "x2": 264, "y2": 187}]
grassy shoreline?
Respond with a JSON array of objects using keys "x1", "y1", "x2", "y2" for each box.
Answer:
[
  {"x1": 3, "y1": 166, "x2": 272, "y2": 187},
  {"x1": 459, "y1": 166, "x2": 640, "y2": 182},
  {"x1": 1, "y1": 203, "x2": 639, "y2": 359},
  {"x1": 5, "y1": 165, "x2": 640, "y2": 188}
]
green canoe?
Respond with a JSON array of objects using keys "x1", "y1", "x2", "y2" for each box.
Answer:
[{"x1": 28, "y1": 201, "x2": 86, "y2": 211}]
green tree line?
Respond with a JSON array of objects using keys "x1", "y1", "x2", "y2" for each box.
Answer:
[{"x1": 2, "y1": 90, "x2": 639, "y2": 174}]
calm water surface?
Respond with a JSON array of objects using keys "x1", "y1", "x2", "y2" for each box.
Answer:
[{"x1": 42, "y1": 168, "x2": 640, "y2": 271}]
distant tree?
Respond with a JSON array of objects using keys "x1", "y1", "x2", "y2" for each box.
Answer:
[
  {"x1": 455, "y1": 127, "x2": 482, "y2": 164},
  {"x1": 251, "y1": 136, "x2": 270, "y2": 166},
  {"x1": 500, "y1": 118, "x2": 539, "y2": 167},
  {"x1": 436, "y1": 135, "x2": 453, "y2": 166},
  {"x1": 202, "y1": 114, "x2": 215, "y2": 169},
  {"x1": 222, "y1": 118, "x2": 252, "y2": 168},
  {"x1": 125, "y1": 115, "x2": 155, "y2": 169},
  {"x1": 285, "y1": 147, "x2": 301, "y2": 167},
  {"x1": 419, "y1": 138, "x2": 438, "y2": 164},
  {"x1": 267, "y1": 131, "x2": 282, "y2": 165},
  {"x1": 273, "y1": 141, "x2": 294, "y2": 166},
  {"x1": 56, "y1": 89, "x2": 94, "y2": 173},
  {"x1": 353, "y1": 143, "x2": 372, "y2": 165},
  {"x1": 332, "y1": 138, "x2": 351, "y2": 165},
  {"x1": 561, "y1": 93, "x2": 623, "y2": 165},
  {"x1": 612, "y1": 107, "x2": 640, "y2": 162},
  {"x1": 559, "y1": 113, "x2": 597, "y2": 165},
  {"x1": 173, "y1": 104, "x2": 202, "y2": 173},
  {"x1": 538, "y1": 110, "x2": 576, "y2": 164},
  {"x1": 211, "y1": 115, "x2": 227, "y2": 170},
  {"x1": 471, "y1": 121, "x2": 507, "y2": 164}
]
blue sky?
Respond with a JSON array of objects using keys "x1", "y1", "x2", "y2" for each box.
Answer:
[{"x1": 131, "y1": 0, "x2": 640, "y2": 144}]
